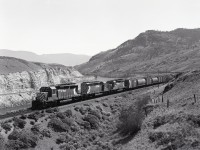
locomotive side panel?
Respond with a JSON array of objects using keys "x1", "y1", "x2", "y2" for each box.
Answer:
[
  {"x1": 88, "y1": 85, "x2": 101, "y2": 94},
  {"x1": 58, "y1": 87, "x2": 78, "y2": 99},
  {"x1": 114, "y1": 82, "x2": 125, "y2": 90},
  {"x1": 104, "y1": 82, "x2": 113, "y2": 92},
  {"x1": 81, "y1": 82, "x2": 104, "y2": 95}
]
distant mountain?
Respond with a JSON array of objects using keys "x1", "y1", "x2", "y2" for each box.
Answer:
[
  {"x1": 76, "y1": 28, "x2": 200, "y2": 77},
  {"x1": 0, "y1": 49, "x2": 91, "y2": 66}
]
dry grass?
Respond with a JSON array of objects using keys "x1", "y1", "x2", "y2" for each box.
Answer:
[
  {"x1": 48, "y1": 118, "x2": 70, "y2": 132},
  {"x1": 1, "y1": 122, "x2": 12, "y2": 133},
  {"x1": 0, "y1": 134, "x2": 5, "y2": 150},
  {"x1": 83, "y1": 114, "x2": 100, "y2": 129},
  {"x1": 13, "y1": 117, "x2": 26, "y2": 129},
  {"x1": 27, "y1": 111, "x2": 44, "y2": 122},
  {"x1": 7, "y1": 129, "x2": 38, "y2": 149}
]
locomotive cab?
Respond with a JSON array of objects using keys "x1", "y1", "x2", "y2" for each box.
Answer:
[{"x1": 39, "y1": 86, "x2": 58, "y2": 101}]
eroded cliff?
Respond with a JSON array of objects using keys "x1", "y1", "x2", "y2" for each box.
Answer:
[{"x1": 0, "y1": 57, "x2": 83, "y2": 108}]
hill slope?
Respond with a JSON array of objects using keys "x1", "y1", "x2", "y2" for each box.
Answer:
[
  {"x1": 124, "y1": 70, "x2": 200, "y2": 150},
  {"x1": 76, "y1": 28, "x2": 200, "y2": 77},
  {"x1": 0, "y1": 49, "x2": 91, "y2": 66}
]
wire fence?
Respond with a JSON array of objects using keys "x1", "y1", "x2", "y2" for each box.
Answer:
[{"x1": 151, "y1": 92, "x2": 199, "y2": 107}]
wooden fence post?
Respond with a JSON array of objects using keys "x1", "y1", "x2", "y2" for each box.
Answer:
[
  {"x1": 194, "y1": 94, "x2": 196, "y2": 103},
  {"x1": 144, "y1": 107, "x2": 147, "y2": 117},
  {"x1": 167, "y1": 99, "x2": 169, "y2": 108}
]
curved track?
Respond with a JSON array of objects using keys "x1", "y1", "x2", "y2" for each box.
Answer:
[{"x1": 0, "y1": 82, "x2": 165, "y2": 120}]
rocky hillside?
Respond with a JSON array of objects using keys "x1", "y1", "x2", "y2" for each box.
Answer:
[
  {"x1": 1, "y1": 70, "x2": 200, "y2": 150},
  {"x1": 76, "y1": 28, "x2": 200, "y2": 77},
  {"x1": 0, "y1": 56, "x2": 83, "y2": 107},
  {"x1": 0, "y1": 49, "x2": 91, "y2": 66}
]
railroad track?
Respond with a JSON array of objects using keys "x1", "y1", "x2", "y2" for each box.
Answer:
[{"x1": 0, "y1": 82, "x2": 165, "y2": 120}]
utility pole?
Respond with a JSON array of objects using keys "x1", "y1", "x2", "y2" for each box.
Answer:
[{"x1": 158, "y1": 69, "x2": 159, "y2": 88}]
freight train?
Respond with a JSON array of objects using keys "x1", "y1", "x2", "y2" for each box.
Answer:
[{"x1": 32, "y1": 75, "x2": 170, "y2": 109}]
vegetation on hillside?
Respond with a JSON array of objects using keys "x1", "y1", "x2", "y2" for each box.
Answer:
[{"x1": 76, "y1": 28, "x2": 200, "y2": 77}]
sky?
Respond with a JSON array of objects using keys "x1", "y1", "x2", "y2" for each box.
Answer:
[{"x1": 0, "y1": 0, "x2": 200, "y2": 56}]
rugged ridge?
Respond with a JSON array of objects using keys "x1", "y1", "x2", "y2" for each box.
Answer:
[
  {"x1": 76, "y1": 28, "x2": 200, "y2": 77},
  {"x1": 0, "y1": 49, "x2": 91, "y2": 66},
  {"x1": 0, "y1": 56, "x2": 83, "y2": 108}
]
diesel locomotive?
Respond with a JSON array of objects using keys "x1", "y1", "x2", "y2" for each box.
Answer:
[{"x1": 32, "y1": 75, "x2": 169, "y2": 109}]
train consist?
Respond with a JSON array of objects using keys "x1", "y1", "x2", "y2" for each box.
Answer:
[{"x1": 32, "y1": 75, "x2": 170, "y2": 109}]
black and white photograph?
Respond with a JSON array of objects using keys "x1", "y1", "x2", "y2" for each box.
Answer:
[{"x1": 0, "y1": 0, "x2": 200, "y2": 149}]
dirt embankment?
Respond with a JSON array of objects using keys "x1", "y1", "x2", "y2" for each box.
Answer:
[{"x1": 123, "y1": 70, "x2": 200, "y2": 150}]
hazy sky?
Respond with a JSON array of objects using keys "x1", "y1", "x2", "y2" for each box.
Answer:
[{"x1": 0, "y1": 0, "x2": 200, "y2": 56}]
